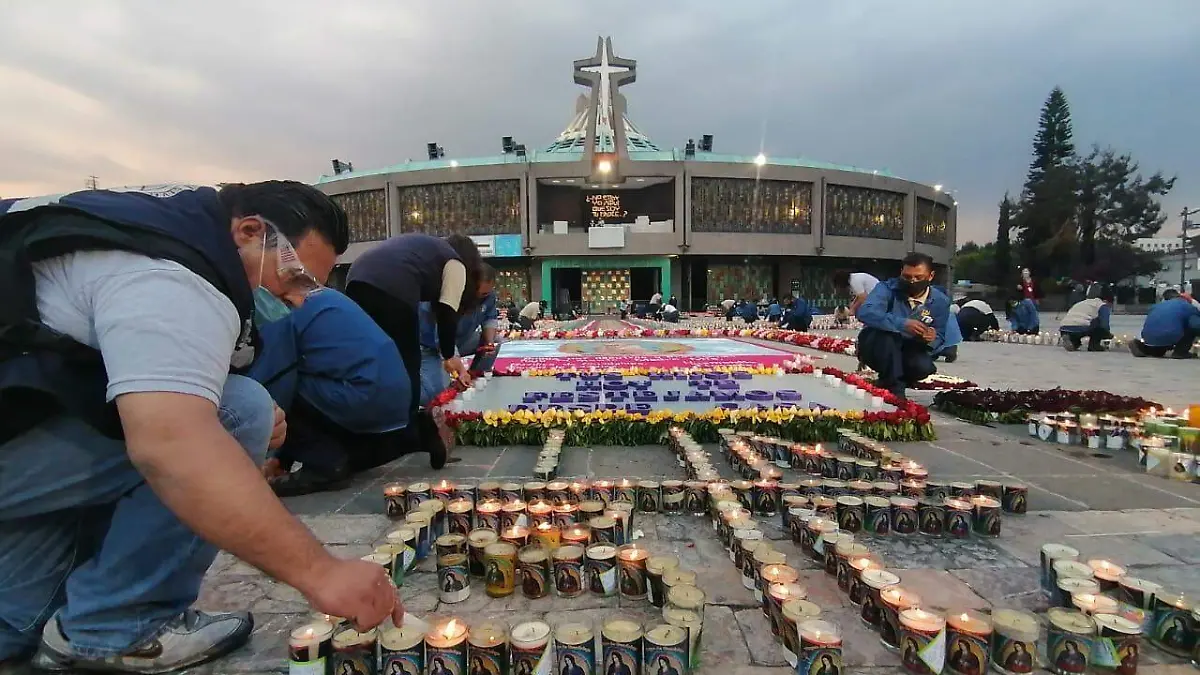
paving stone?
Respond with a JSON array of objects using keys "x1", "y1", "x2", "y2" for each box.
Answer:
[
  {"x1": 207, "y1": 613, "x2": 292, "y2": 674},
  {"x1": 734, "y1": 607, "x2": 788, "y2": 666},
  {"x1": 1134, "y1": 532, "x2": 1200, "y2": 563},
  {"x1": 821, "y1": 605, "x2": 902, "y2": 667},
  {"x1": 889, "y1": 569, "x2": 989, "y2": 612},
  {"x1": 1165, "y1": 507, "x2": 1200, "y2": 523},
  {"x1": 795, "y1": 569, "x2": 851, "y2": 609},
  {"x1": 949, "y1": 567, "x2": 1046, "y2": 612},
  {"x1": 989, "y1": 512, "x2": 1086, "y2": 566},
  {"x1": 1050, "y1": 509, "x2": 1200, "y2": 535},
  {"x1": 697, "y1": 604, "x2": 753, "y2": 663},
  {"x1": 196, "y1": 575, "x2": 270, "y2": 613},
  {"x1": 1059, "y1": 533, "x2": 1182, "y2": 566},
  {"x1": 298, "y1": 514, "x2": 392, "y2": 545},
  {"x1": 682, "y1": 536, "x2": 757, "y2": 606},
  {"x1": 1127, "y1": 564, "x2": 1200, "y2": 591},
  {"x1": 865, "y1": 533, "x2": 1029, "y2": 570}
]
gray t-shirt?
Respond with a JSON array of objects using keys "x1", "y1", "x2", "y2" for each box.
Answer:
[{"x1": 34, "y1": 250, "x2": 240, "y2": 407}]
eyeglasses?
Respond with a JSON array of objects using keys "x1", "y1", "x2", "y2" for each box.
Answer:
[{"x1": 261, "y1": 217, "x2": 321, "y2": 293}]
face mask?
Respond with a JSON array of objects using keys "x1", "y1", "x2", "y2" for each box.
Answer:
[
  {"x1": 899, "y1": 279, "x2": 931, "y2": 297},
  {"x1": 254, "y1": 286, "x2": 293, "y2": 324}
]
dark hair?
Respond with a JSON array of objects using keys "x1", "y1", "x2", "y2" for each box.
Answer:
[
  {"x1": 831, "y1": 269, "x2": 851, "y2": 289},
  {"x1": 446, "y1": 233, "x2": 484, "y2": 314},
  {"x1": 480, "y1": 263, "x2": 497, "y2": 283},
  {"x1": 1163, "y1": 289, "x2": 1180, "y2": 301},
  {"x1": 218, "y1": 181, "x2": 349, "y2": 255},
  {"x1": 901, "y1": 251, "x2": 935, "y2": 271},
  {"x1": 1100, "y1": 291, "x2": 1115, "y2": 303}
]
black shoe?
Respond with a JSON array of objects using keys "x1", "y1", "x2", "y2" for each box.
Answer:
[
  {"x1": 1170, "y1": 351, "x2": 1197, "y2": 359},
  {"x1": 943, "y1": 349, "x2": 958, "y2": 364},
  {"x1": 1128, "y1": 340, "x2": 1147, "y2": 357},
  {"x1": 417, "y1": 409, "x2": 448, "y2": 469},
  {"x1": 269, "y1": 465, "x2": 352, "y2": 498},
  {"x1": 1087, "y1": 343, "x2": 1108, "y2": 352}
]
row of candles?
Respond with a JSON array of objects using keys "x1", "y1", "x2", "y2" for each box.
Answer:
[
  {"x1": 1029, "y1": 410, "x2": 1200, "y2": 483},
  {"x1": 1039, "y1": 543, "x2": 1199, "y2": 667}
]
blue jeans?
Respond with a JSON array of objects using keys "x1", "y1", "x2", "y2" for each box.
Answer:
[
  {"x1": 457, "y1": 331, "x2": 497, "y2": 376},
  {"x1": 419, "y1": 350, "x2": 450, "y2": 408},
  {"x1": 0, "y1": 375, "x2": 275, "y2": 659}
]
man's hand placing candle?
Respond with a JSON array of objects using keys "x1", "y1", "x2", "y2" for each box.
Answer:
[{"x1": 304, "y1": 557, "x2": 405, "y2": 632}]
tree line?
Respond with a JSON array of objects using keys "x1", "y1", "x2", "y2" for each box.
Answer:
[{"x1": 955, "y1": 87, "x2": 1175, "y2": 291}]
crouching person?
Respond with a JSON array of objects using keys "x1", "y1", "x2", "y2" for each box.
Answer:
[
  {"x1": 1129, "y1": 290, "x2": 1200, "y2": 359},
  {"x1": 1060, "y1": 291, "x2": 1114, "y2": 352},
  {"x1": 251, "y1": 288, "x2": 423, "y2": 496},
  {"x1": 855, "y1": 253, "x2": 952, "y2": 399}
]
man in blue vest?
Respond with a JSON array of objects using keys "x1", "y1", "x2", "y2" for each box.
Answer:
[
  {"x1": 249, "y1": 287, "x2": 416, "y2": 496},
  {"x1": 418, "y1": 265, "x2": 500, "y2": 406},
  {"x1": 1130, "y1": 289, "x2": 1200, "y2": 358},
  {"x1": 856, "y1": 252, "x2": 953, "y2": 399},
  {"x1": 0, "y1": 183, "x2": 403, "y2": 672}
]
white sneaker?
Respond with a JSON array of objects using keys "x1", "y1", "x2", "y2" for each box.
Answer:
[{"x1": 31, "y1": 609, "x2": 253, "y2": 674}]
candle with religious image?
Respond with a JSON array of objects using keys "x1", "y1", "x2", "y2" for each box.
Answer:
[
  {"x1": 466, "y1": 622, "x2": 508, "y2": 675},
  {"x1": 518, "y1": 545, "x2": 551, "y2": 599},
  {"x1": 555, "y1": 623, "x2": 595, "y2": 675},
  {"x1": 432, "y1": 479, "x2": 456, "y2": 505},
  {"x1": 288, "y1": 621, "x2": 333, "y2": 675},
  {"x1": 601, "y1": 619, "x2": 643, "y2": 675},
  {"x1": 642, "y1": 624, "x2": 689, "y2": 675},
  {"x1": 425, "y1": 618, "x2": 468, "y2": 675},
  {"x1": 798, "y1": 619, "x2": 843, "y2": 675},
  {"x1": 899, "y1": 609, "x2": 946, "y2": 675},
  {"x1": 384, "y1": 483, "x2": 407, "y2": 520},
  {"x1": 617, "y1": 543, "x2": 650, "y2": 601},
  {"x1": 437, "y1": 553, "x2": 471, "y2": 604},
  {"x1": 946, "y1": 610, "x2": 993, "y2": 675},
  {"x1": 879, "y1": 586, "x2": 921, "y2": 650},
  {"x1": 991, "y1": 609, "x2": 1039, "y2": 675},
  {"x1": 333, "y1": 627, "x2": 379, "y2": 675},
  {"x1": 446, "y1": 498, "x2": 473, "y2": 536},
  {"x1": 381, "y1": 623, "x2": 426, "y2": 675}
]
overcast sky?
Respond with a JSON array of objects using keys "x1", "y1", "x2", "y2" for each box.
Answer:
[{"x1": 2, "y1": 0, "x2": 1198, "y2": 244}]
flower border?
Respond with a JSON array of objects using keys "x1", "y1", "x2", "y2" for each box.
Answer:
[
  {"x1": 931, "y1": 388, "x2": 1161, "y2": 425},
  {"x1": 430, "y1": 365, "x2": 936, "y2": 446}
]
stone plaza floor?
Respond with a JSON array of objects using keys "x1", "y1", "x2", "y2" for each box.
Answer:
[{"x1": 11, "y1": 324, "x2": 1200, "y2": 675}]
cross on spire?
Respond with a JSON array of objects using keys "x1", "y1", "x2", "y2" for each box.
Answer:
[{"x1": 572, "y1": 37, "x2": 638, "y2": 155}]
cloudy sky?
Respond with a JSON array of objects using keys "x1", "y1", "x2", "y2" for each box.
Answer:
[{"x1": 2, "y1": 0, "x2": 1198, "y2": 244}]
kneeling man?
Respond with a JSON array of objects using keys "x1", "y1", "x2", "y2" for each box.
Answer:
[{"x1": 856, "y1": 253, "x2": 953, "y2": 399}]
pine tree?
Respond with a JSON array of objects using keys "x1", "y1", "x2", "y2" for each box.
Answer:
[
  {"x1": 1016, "y1": 87, "x2": 1077, "y2": 276},
  {"x1": 995, "y1": 194, "x2": 1014, "y2": 285}
]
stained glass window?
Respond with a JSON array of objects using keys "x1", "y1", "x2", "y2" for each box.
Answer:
[
  {"x1": 824, "y1": 185, "x2": 905, "y2": 240},
  {"x1": 915, "y1": 198, "x2": 950, "y2": 247},
  {"x1": 691, "y1": 178, "x2": 813, "y2": 234},
  {"x1": 706, "y1": 264, "x2": 773, "y2": 304},
  {"x1": 398, "y1": 180, "x2": 521, "y2": 236},
  {"x1": 331, "y1": 189, "x2": 388, "y2": 243}
]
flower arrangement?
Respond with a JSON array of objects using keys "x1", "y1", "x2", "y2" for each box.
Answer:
[
  {"x1": 493, "y1": 361, "x2": 814, "y2": 378},
  {"x1": 932, "y1": 388, "x2": 1161, "y2": 425},
  {"x1": 502, "y1": 326, "x2": 859, "y2": 358},
  {"x1": 432, "y1": 365, "x2": 936, "y2": 446}
]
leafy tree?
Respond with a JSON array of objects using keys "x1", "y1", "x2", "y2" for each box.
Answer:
[
  {"x1": 1016, "y1": 87, "x2": 1077, "y2": 276},
  {"x1": 1074, "y1": 238, "x2": 1161, "y2": 285},
  {"x1": 995, "y1": 194, "x2": 1014, "y2": 284},
  {"x1": 1076, "y1": 146, "x2": 1175, "y2": 261},
  {"x1": 953, "y1": 241, "x2": 997, "y2": 285}
]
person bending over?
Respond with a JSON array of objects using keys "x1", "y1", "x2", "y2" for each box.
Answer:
[
  {"x1": 345, "y1": 233, "x2": 485, "y2": 469},
  {"x1": 780, "y1": 296, "x2": 813, "y2": 332},
  {"x1": 953, "y1": 299, "x2": 1000, "y2": 340},
  {"x1": 0, "y1": 183, "x2": 402, "y2": 673},
  {"x1": 518, "y1": 299, "x2": 541, "y2": 330},
  {"x1": 856, "y1": 253, "x2": 952, "y2": 399},
  {"x1": 251, "y1": 288, "x2": 421, "y2": 496},
  {"x1": 1060, "y1": 292, "x2": 1114, "y2": 352},
  {"x1": 1129, "y1": 289, "x2": 1200, "y2": 359},
  {"x1": 419, "y1": 268, "x2": 501, "y2": 406},
  {"x1": 832, "y1": 269, "x2": 880, "y2": 317}
]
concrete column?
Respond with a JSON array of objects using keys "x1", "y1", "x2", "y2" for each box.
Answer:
[{"x1": 905, "y1": 191, "x2": 917, "y2": 253}]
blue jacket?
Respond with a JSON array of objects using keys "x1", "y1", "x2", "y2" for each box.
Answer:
[
  {"x1": 738, "y1": 303, "x2": 758, "y2": 322},
  {"x1": 767, "y1": 302, "x2": 782, "y2": 318},
  {"x1": 420, "y1": 291, "x2": 499, "y2": 353},
  {"x1": 858, "y1": 279, "x2": 954, "y2": 353},
  {"x1": 249, "y1": 289, "x2": 410, "y2": 434},
  {"x1": 1141, "y1": 298, "x2": 1200, "y2": 348},
  {"x1": 787, "y1": 298, "x2": 812, "y2": 325}
]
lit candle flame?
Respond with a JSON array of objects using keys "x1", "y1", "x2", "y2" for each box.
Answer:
[
  {"x1": 443, "y1": 619, "x2": 459, "y2": 637},
  {"x1": 537, "y1": 522, "x2": 552, "y2": 531}
]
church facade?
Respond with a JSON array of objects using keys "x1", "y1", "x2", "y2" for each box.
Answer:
[{"x1": 316, "y1": 37, "x2": 956, "y2": 313}]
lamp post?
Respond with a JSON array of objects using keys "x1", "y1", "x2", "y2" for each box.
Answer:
[{"x1": 1181, "y1": 207, "x2": 1200, "y2": 289}]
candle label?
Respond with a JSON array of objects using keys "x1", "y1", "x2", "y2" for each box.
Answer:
[
  {"x1": 991, "y1": 633, "x2": 1035, "y2": 675},
  {"x1": 946, "y1": 510, "x2": 971, "y2": 539},
  {"x1": 470, "y1": 642, "x2": 507, "y2": 675},
  {"x1": 971, "y1": 505, "x2": 1002, "y2": 537},
  {"x1": 865, "y1": 500, "x2": 890, "y2": 535},
  {"x1": 837, "y1": 502, "x2": 864, "y2": 533},
  {"x1": 477, "y1": 511, "x2": 501, "y2": 532},
  {"x1": 836, "y1": 458, "x2": 856, "y2": 481},
  {"x1": 602, "y1": 639, "x2": 640, "y2": 675},
  {"x1": 617, "y1": 558, "x2": 648, "y2": 600},
  {"x1": 555, "y1": 640, "x2": 595, "y2": 675},
  {"x1": 900, "y1": 627, "x2": 945, "y2": 675},
  {"x1": 918, "y1": 501, "x2": 944, "y2": 536},
  {"x1": 335, "y1": 643, "x2": 378, "y2": 675},
  {"x1": 821, "y1": 455, "x2": 838, "y2": 478},
  {"x1": 754, "y1": 484, "x2": 779, "y2": 517},
  {"x1": 552, "y1": 510, "x2": 576, "y2": 529},
  {"x1": 554, "y1": 557, "x2": 585, "y2": 598},
  {"x1": 383, "y1": 645, "x2": 423, "y2": 675},
  {"x1": 638, "y1": 486, "x2": 660, "y2": 513},
  {"x1": 734, "y1": 487, "x2": 753, "y2": 512},
  {"x1": 836, "y1": 557, "x2": 854, "y2": 592},
  {"x1": 661, "y1": 483, "x2": 685, "y2": 513},
  {"x1": 1090, "y1": 634, "x2": 1140, "y2": 675},
  {"x1": 614, "y1": 486, "x2": 636, "y2": 505},
  {"x1": 520, "y1": 557, "x2": 550, "y2": 599},
  {"x1": 438, "y1": 560, "x2": 470, "y2": 604},
  {"x1": 1150, "y1": 605, "x2": 1198, "y2": 656},
  {"x1": 860, "y1": 586, "x2": 883, "y2": 627},
  {"x1": 799, "y1": 647, "x2": 843, "y2": 675},
  {"x1": 385, "y1": 494, "x2": 407, "y2": 520},
  {"x1": 586, "y1": 556, "x2": 617, "y2": 596},
  {"x1": 684, "y1": 485, "x2": 707, "y2": 515},
  {"x1": 484, "y1": 555, "x2": 515, "y2": 596},
  {"x1": 427, "y1": 645, "x2": 466, "y2": 675},
  {"x1": 643, "y1": 636, "x2": 688, "y2": 675},
  {"x1": 946, "y1": 630, "x2": 990, "y2": 675},
  {"x1": 892, "y1": 504, "x2": 918, "y2": 535},
  {"x1": 447, "y1": 511, "x2": 472, "y2": 536},
  {"x1": 547, "y1": 486, "x2": 569, "y2": 505},
  {"x1": 592, "y1": 523, "x2": 618, "y2": 546},
  {"x1": 512, "y1": 641, "x2": 551, "y2": 675},
  {"x1": 500, "y1": 511, "x2": 528, "y2": 530},
  {"x1": 501, "y1": 486, "x2": 522, "y2": 502},
  {"x1": 1047, "y1": 628, "x2": 1090, "y2": 675},
  {"x1": 407, "y1": 490, "x2": 431, "y2": 513}
]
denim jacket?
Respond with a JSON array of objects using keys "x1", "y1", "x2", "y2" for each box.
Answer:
[{"x1": 858, "y1": 278, "x2": 954, "y2": 353}]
